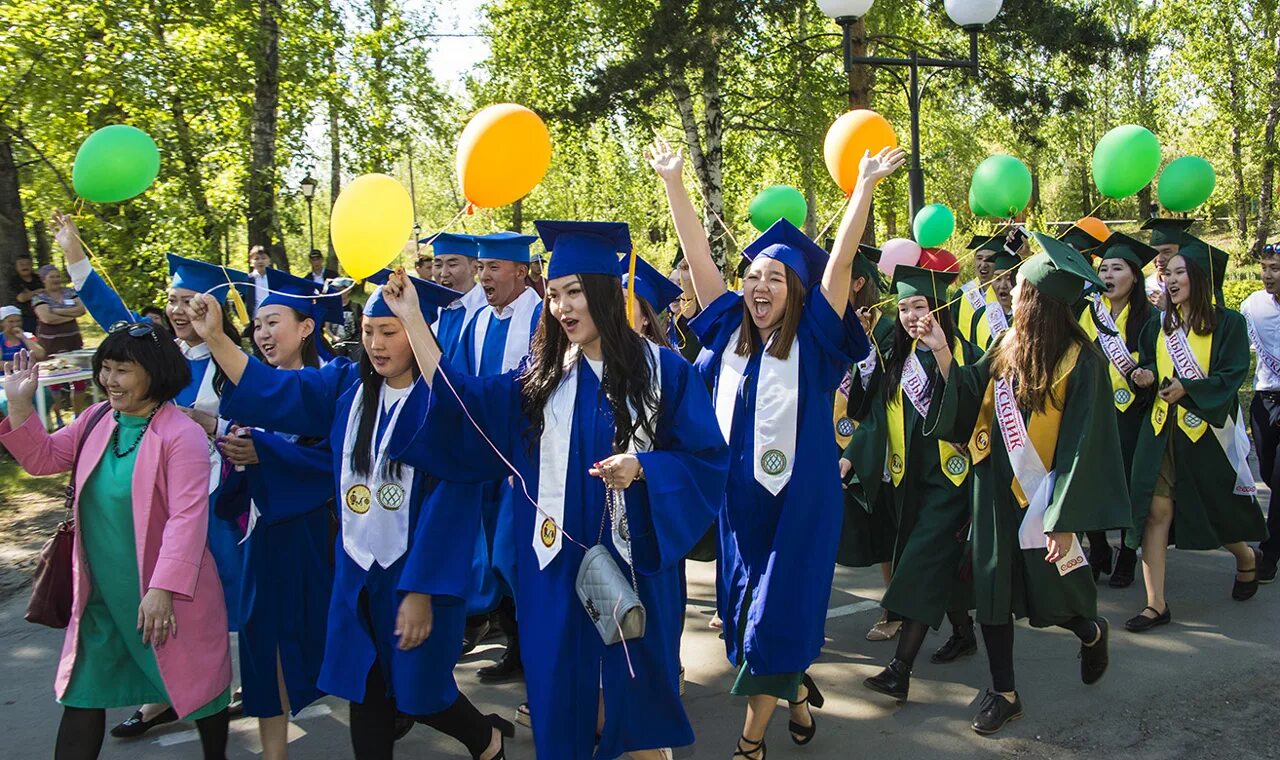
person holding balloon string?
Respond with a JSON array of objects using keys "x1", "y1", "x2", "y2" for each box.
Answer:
[
  {"x1": 1076, "y1": 233, "x2": 1162, "y2": 589},
  {"x1": 649, "y1": 133, "x2": 901, "y2": 758},
  {"x1": 385, "y1": 220, "x2": 729, "y2": 760},
  {"x1": 211, "y1": 267, "x2": 340, "y2": 760},
  {"x1": 187, "y1": 273, "x2": 515, "y2": 760},
  {"x1": 1124, "y1": 241, "x2": 1269, "y2": 633},
  {"x1": 916, "y1": 233, "x2": 1127, "y2": 735}
]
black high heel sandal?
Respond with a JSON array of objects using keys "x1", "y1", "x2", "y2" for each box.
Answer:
[
  {"x1": 480, "y1": 714, "x2": 514, "y2": 760},
  {"x1": 787, "y1": 673, "x2": 824, "y2": 746},
  {"x1": 1233, "y1": 548, "x2": 1261, "y2": 601},
  {"x1": 734, "y1": 735, "x2": 766, "y2": 759}
]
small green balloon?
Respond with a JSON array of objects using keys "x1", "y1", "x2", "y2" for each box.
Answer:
[
  {"x1": 1157, "y1": 156, "x2": 1216, "y2": 212},
  {"x1": 72, "y1": 125, "x2": 161, "y2": 203},
  {"x1": 1092, "y1": 124, "x2": 1161, "y2": 199},
  {"x1": 749, "y1": 185, "x2": 808, "y2": 233},
  {"x1": 971, "y1": 155, "x2": 1032, "y2": 218},
  {"x1": 913, "y1": 203, "x2": 955, "y2": 248},
  {"x1": 968, "y1": 184, "x2": 991, "y2": 218}
]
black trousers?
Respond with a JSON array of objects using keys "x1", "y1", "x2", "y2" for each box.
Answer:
[{"x1": 1250, "y1": 392, "x2": 1280, "y2": 559}]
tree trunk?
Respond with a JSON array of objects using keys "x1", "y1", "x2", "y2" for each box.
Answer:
[
  {"x1": 0, "y1": 140, "x2": 31, "y2": 306},
  {"x1": 1228, "y1": 64, "x2": 1249, "y2": 243},
  {"x1": 1080, "y1": 160, "x2": 1092, "y2": 217},
  {"x1": 700, "y1": 56, "x2": 727, "y2": 267},
  {"x1": 511, "y1": 198, "x2": 523, "y2": 233},
  {"x1": 247, "y1": 0, "x2": 283, "y2": 267},
  {"x1": 670, "y1": 71, "x2": 725, "y2": 269},
  {"x1": 1253, "y1": 27, "x2": 1280, "y2": 258},
  {"x1": 1030, "y1": 160, "x2": 1041, "y2": 213},
  {"x1": 31, "y1": 218, "x2": 50, "y2": 265}
]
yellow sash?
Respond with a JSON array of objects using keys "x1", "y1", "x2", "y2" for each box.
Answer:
[
  {"x1": 887, "y1": 339, "x2": 970, "y2": 488},
  {"x1": 958, "y1": 285, "x2": 994, "y2": 345},
  {"x1": 1153, "y1": 320, "x2": 1213, "y2": 442},
  {"x1": 833, "y1": 314, "x2": 881, "y2": 448},
  {"x1": 969, "y1": 340, "x2": 1079, "y2": 507},
  {"x1": 1078, "y1": 298, "x2": 1137, "y2": 412}
]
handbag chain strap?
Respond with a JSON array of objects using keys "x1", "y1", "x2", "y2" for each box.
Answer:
[{"x1": 597, "y1": 488, "x2": 640, "y2": 596}]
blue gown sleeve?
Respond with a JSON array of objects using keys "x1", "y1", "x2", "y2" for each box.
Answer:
[
  {"x1": 219, "y1": 356, "x2": 356, "y2": 439},
  {"x1": 246, "y1": 432, "x2": 335, "y2": 526},
  {"x1": 688, "y1": 291, "x2": 743, "y2": 349},
  {"x1": 213, "y1": 467, "x2": 250, "y2": 522},
  {"x1": 75, "y1": 268, "x2": 138, "y2": 330},
  {"x1": 801, "y1": 290, "x2": 871, "y2": 390},
  {"x1": 628, "y1": 350, "x2": 729, "y2": 575}
]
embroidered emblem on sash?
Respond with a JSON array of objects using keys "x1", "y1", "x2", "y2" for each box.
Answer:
[
  {"x1": 945, "y1": 455, "x2": 967, "y2": 476},
  {"x1": 540, "y1": 518, "x2": 557, "y2": 548},
  {"x1": 837, "y1": 417, "x2": 855, "y2": 437},
  {"x1": 761, "y1": 449, "x2": 787, "y2": 476},
  {"x1": 1114, "y1": 388, "x2": 1132, "y2": 405},
  {"x1": 376, "y1": 483, "x2": 406, "y2": 511},
  {"x1": 345, "y1": 484, "x2": 372, "y2": 514}
]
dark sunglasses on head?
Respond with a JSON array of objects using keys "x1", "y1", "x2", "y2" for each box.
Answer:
[{"x1": 109, "y1": 320, "x2": 160, "y2": 342}]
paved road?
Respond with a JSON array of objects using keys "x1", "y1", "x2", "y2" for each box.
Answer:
[{"x1": 0, "y1": 543, "x2": 1276, "y2": 759}]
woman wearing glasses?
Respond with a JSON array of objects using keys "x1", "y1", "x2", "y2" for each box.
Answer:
[{"x1": 0, "y1": 326, "x2": 232, "y2": 759}]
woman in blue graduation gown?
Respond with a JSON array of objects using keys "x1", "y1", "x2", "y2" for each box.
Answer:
[
  {"x1": 213, "y1": 269, "x2": 340, "y2": 758},
  {"x1": 388, "y1": 221, "x2": 728, "y2": 760},
  {"x1": 650, "y1": 136, "x2": 902, "y2": 758},
  {"x1": 188, "y1": 277, "x2": 511, "y2": 760}
]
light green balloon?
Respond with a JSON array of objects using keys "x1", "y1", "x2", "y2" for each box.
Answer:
[
  {"x1": 1092, "y1": 124, "x2": 1161, "y2": 199},
  {"x1": 913, "y1": 203, "x2": 955, "y2": 248},
  {"x1": 968, "y1": 184, "x2": 991, "y2": 218},
  {"x1": 72, "y1": 125, "x2": 161, "y2": 203},
  {"x1": 971, "y1": 155, "x2": 1032, "y2": 218},
  {"x1": 749, "y1": 185, "x2": 808, "y2": 233},
  {"x1": 1158, "y1": 156, "x2": 1216, "y2": 212}
]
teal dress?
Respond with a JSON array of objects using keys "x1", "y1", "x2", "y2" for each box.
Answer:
[{"x1": 60, "y1": 412, "x2": 229, "y2": 718}]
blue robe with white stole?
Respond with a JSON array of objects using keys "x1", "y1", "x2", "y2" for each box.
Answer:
[
  {"x1": 214, "y1": 428, "x2": 334, "y2": 718},
  {"x1": 690, "y1": 290, "x2": 868, "y2": 677},
  {"x1": 218, "y1": 356, "x2": 479, "y2": 715},
  {"x1": 452, "y1": 296, "x2": 544, "y2": 614},
  {"x1": 73, "y1": 265, "x2": 244, "y2": 630},
  {"x1": 408, "y1": 347, "x2": 728, "y2": 760}
]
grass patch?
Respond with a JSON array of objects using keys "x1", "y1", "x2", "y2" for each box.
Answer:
[{"x1": 0, "y1": 458, "x2": 66, "y2": 504}]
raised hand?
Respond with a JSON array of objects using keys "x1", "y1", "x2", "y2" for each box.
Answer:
[
  {"x1": 908, "y1": 312, "x2": 947, "y2": 352},
  {"x1": 644, "y1": 136, "x2": 685, "y2": 182},
  {"x1": 380, "y1": 269, "x2": 422, "y2": 321},
  {"x1": 188, "y1": 294, "x2": 226, "y2": 341},
  {"x1": 50, "y1": 209, "x2": 85, "y2": 260},
  {"x1": 2, "y1": 349, "x2": 40, "y2": 404},
  {"x1": 858, "y1": 146, "x2": 909, "y2": 185}
]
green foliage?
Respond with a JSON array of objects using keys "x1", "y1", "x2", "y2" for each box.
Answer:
[{"x1": 1222, "y1": 278, "x2": 1263, "y2": 312}]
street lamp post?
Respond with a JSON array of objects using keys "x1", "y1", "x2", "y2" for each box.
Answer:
[
  {"x1": 299, "y1": 171, "x2": 318, "y2": 252},
  {"x1": 820, "y1": 0, "x2": 1003, "y2": 222}
]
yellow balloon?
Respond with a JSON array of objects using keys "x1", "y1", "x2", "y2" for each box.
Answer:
[
  {"x1": 330, "y1": 174, "x2": 414, "y2": 281},
  {"x1": 456, "y1": 104, "x2": 552, "y2": 208}
]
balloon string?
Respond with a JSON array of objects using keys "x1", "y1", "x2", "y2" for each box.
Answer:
[
  {"x1": 69, "y1": 228, "x2": 134, "y2": 317},
  {"x1": 682, "y1": 165, "x2": 740, "y2": 250},
  {"x1": 816, "y1": 194, "x2": 852, "y2": 242},
  {"x1": 202, "y1": 278, "x2": 359, "y2": 303},
  {"x1": 410, "y1": 205, "x2": 472, "y2": 266}
]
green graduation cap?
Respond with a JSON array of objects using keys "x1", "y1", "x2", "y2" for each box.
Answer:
[
  {"x1": 967, "y1": 227, "x2": 1011, "y2": 253},
  {"x1": 992, "y1": 250, "x2": 1021, "y2": 273},
  {"x1": 1022, "y1": 232, "x2": 1106, "y2": 305},
  {"x1": 890, "y1": 264, "x2": 958, "y2": 304},
  {"x1": 1094, "y1": 232, "x2": 1158, "y2": 269},
  {"x1": 1177, "y1": 240, "x2": 1229, "y2": 303},
  {"x1": 1056, "y1": 223, "x2": 1104, "y2": 254},
  {"x1": 854, "y1": 244, "x2": 887, "y2": 292},
  {"x1": 1141, "y1": 218, "x2": 1195, "y2": 248}
]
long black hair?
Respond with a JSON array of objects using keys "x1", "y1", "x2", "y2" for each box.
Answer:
[
  {"x1": 883, "y1": 297, "x2": 957, "y2": 401},
  {"x1": 521, "y1": 273, "x2": 659, "y2": 455},
  {"x1": 1109, "y1": 259, "x2": 1153, "y2": 349},
  {"x1": 352, "y1": 346, "x2": 420, "y2": 478}
]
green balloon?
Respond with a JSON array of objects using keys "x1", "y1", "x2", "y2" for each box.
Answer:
[
  {"x1": 1092, "y1": 124, "x2": 1161, "y2": 199},
  {"x1": 72, "y1": 125, "x2": 161, "y2": 203},
  {"x1": 749, "y1": 185, "x2": 808, "y2": 233},
  {"x1": 971, "y1": 155, "x2": 1032, "y2": 218},
  {"x1": 1158, "y1": 156, "x2": 1216, "y2": 212},
  {"x1": 968, "y1": 184, "x2": 991, "y2": 218},
  {"x1": 913, "y1": 203, "x2": 955, "y2": 248}
]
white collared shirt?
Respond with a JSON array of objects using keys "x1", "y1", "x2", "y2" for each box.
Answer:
[{"x1": 1242, "y1": 289, "x2": 1280, "y2": 390}]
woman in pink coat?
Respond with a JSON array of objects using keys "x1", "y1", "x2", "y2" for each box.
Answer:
[{"x1": 1, "y1": 322, "x2": 232, "y2": 760}]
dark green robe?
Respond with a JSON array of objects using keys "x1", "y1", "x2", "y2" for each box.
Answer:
[
  {"x1": 1127, "y1": 308, "x2": 1268, "y2": 550},
  {"x1": 926, "y1": 342, "x2": 1131, "y2": 627}
]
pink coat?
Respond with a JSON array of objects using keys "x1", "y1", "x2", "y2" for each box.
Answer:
[{"x1": 0, "y1": 402, "x2": 231, "y2": 717}]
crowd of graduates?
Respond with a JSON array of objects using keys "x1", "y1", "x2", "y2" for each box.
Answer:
[{"x1": 0, "y1": 139, "x2": 1274, "y2": 760}]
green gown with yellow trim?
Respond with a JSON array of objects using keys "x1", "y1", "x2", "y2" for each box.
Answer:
[
  {"x1": 1127, "y1": 307, "x2": 1268, "y2": 550},
  {"x1": 925, "y1": 341, "x2": 1131, "y2": 627},
  {"x1": 1078, "y1": 298, "x2": 1161, "y2": 479}
]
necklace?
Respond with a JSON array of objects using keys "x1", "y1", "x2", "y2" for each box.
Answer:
[{"x1": 111, "y1": 404, "x2": 162, "y2": 458}]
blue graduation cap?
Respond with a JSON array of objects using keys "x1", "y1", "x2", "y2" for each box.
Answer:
[
  {"x1": 622, "y1": 255, "x2": 682, "y2": 313},
  {"x1": 259, "y1": 268, "x2": 343, "y2": 326},
  {"x1": 476, "y1": 231, "x2": 538, "y2": 263},
  {"x1": 742, "y1": 219, "x2": 829, "y2": 288},
  {"x1": 363, "y1": 274, "x2": 460, "y2": 325},
  {"x1": 167, "y1": 254, "x2": 252, "y2": 302},
  {"x1": 536, "y1": 220, "x2": 633, "y2": 280},
  {"x1": 365, "y1": 269, "x2": 394, "y2": 286},
  {"x1": 425, "y1": 232, "x2": 479, "y2": 258}
]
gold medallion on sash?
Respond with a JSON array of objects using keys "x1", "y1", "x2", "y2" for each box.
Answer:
[{"x1": 346, "y1": 484, "x2": 372, "y2": 514}]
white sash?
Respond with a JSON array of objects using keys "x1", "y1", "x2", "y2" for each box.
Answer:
[
  {"x1": 338, "y1": 384, "x2": 414, "y2": 570},
  {"x1": 993, "y1": 377, "x2": 1056, "y2": 550},
  {"x1": 963, "y1": 286, "x2": 987, "y2": 312},
  {"x1": 179, "y1": 341, "x2": 224, "y2": 494},
  {"x1": 1246, "y1": 315, "x2": 1280, "y2": 379},
  {"x1": 535, "y1": 341, "x2": 663, "y2": 569},
  {"x1": 1092, "y1": 298, "x2": 1137, "y2": 376},
  {"x1": 1168, "y1": 329, "x2": 1256, "y2": 496},
  {"x1": 473, "y1": 287, "x2": 540, "y2": 374},
  {"x1": 900, "y1": 351, "x2": 932, "y2": 419},
  {"x1": 434, "y1": 284, "x2": 489, "y2": 338},
  {"x1": 984, "y1": 302, "x2": 1009, "y2": 339},
  {"x1": 961, "y1": 278, "x2": 978, "y2": 293},
  {"x1": 714, "y1": 326, "x2": 800, "y2": 495},
  {"x1": 1167, "y1": 327, "x2": 1206, "y2": 380}
]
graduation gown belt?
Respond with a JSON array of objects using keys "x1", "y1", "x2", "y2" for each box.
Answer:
[{"x1": 716, "y1": 327, "x2": 799, "y2": 495}]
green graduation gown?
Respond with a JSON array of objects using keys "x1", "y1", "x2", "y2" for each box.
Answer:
[
  {"x1": 1127, "y1": 308, "x2": 1268, "y2": 550},
  {"x1": 925, "y1": 341, "x2": 1132, "y2": 627}
]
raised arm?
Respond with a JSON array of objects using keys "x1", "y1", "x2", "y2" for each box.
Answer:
[
  {"x1": 190, "y1": 295, "x2": 250, "y2": 385},
  {"x1": 52, "y1": 210, "x2": 136, "y2": 329},
  {"x1": 380, "y1": 270, "x2": 444, "y2": 387},
  {"x1": 823, "y1": 147, "x2": 908, "y2": 312},
  {"x1": 646, "y1": 137, "x2": 727, "y2": 308}
]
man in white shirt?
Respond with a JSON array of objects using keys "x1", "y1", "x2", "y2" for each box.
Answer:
[
  {"x1": 1241, "y1": 246, "x2": 1280, "y2": 582},
  {"x1": 247, "y1": 245, "x2": 271, "y2": 316}
]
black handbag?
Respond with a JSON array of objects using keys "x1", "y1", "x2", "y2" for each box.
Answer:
[{"x1": 25, "y1": 405, "x2": 111, "y2": 628}]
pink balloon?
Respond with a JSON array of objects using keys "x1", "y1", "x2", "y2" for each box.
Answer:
[{"x1": 878, "y1": 238, "x2": 922, "y2": 278}]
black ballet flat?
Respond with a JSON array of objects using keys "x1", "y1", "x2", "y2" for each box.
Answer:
[
  {"x1": 735, "y1": 735, "x2": 766, "y2": 759},
  {"x1": 1109, "y1": 547, "x2": 1137, "y2": 588},
  {"x1": 931, "y1": 623, "x2": 977, "y2": 663},
  {"x1": 110, "y1": 707, "x2": 178, "y2": 739},
  {"x1": 1124, "y1": 605, "x2": 1171, "y2": 632},
  {"x1": 394, "y1": 714, "x2": 415, "y2": 741},
  {"x1": 1079, "y1": 617, "x2": 1109, "y2": 685},
  {"x1": 971, "y1": 690, "x2": 1023, "y2": 735},
  {"x1": 1089, "y1": 541, "x2": 1114, "y2": 582},
  {"x1": 1233, "y1": 549, "x2": 1261, "y2": 601},
  {"x1": 862, "y1": 658, "x2": 911, "y2": 702},
  {"x1": 787, "y1": 673, "x2": 824, "y2": 745}
]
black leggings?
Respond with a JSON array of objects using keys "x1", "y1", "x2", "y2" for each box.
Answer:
[
  {"x1": 980, "y1": 617, "x2": 1099, "y2": 692},
  {"x1": 54, "y1": 706, "x2": 228, "y2": 760},
  {"x1": 348, "y1": 666, "x2": 493, "y2": 760},
  {"x1": 893, "y1": 610, "x2": 974, "y2": 667}
]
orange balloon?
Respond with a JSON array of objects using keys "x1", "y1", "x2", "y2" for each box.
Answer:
[
  {"x1": 1075, "y1": 216, "x2": 1111, "y2": 242},
  {"x1": 823, "y1": 110, "x2": 898, "y2": 193},
  {"x1": 456, "y1": 104, "x2": 552, "y2": 208}
]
